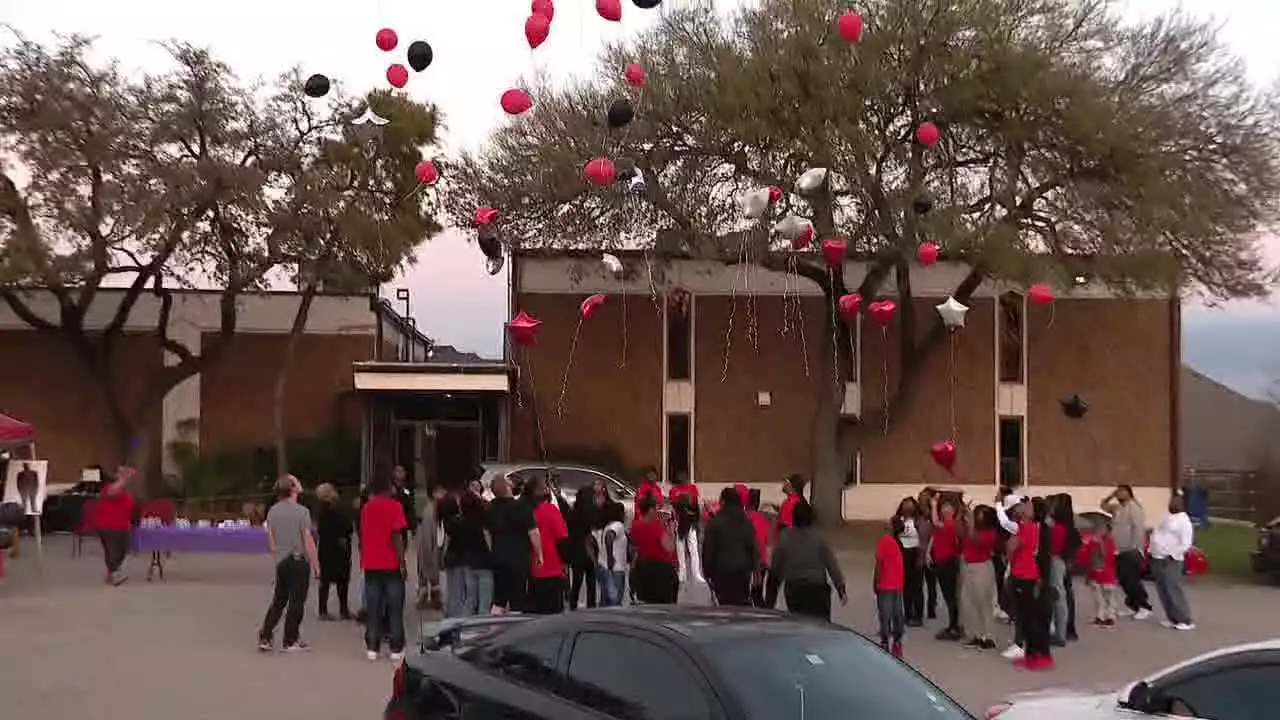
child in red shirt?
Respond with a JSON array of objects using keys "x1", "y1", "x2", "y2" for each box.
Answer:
[
  {"x1": 875, "y1": 517, "x2": 906, "y2": 657},
  {"x1": 928, "y1": 496, "x2": 964, "y2": 641},
  {"x1": 746, "y1": 489, "x2": 771, "y2": 607},
  {"x1": 1085, "y1": 523, "x2": 1119, "y2": 626}
]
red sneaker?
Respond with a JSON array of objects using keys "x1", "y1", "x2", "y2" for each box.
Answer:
[
  {"x1": 891, "y1": 641, "x2": 903, "y2": 659},
  {"x1": 1026, "y1": 655, "x2": 1055, "y2": 671},
  {"x1": 1013, "y1": 656, "x2": 1029, "y2": 668}
]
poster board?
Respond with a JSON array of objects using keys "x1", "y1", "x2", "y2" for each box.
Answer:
[{"x1": 3, "y1": 459, "x2": 49, "y2": 516}]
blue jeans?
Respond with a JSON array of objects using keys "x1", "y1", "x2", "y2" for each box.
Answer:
[
  {"x1": 876, "y1": 591, "x2": 905, "y2": 643},
  {"x1": 445, "y1": 567, "x2": 470, "y2": 617},
  {"x1": 467, "y1": 568, "x2": 495, "y2": 615},
  {"x1": 364, "y1": 570, "x2": 405, "y2": 654},
  {"x1": 596, "y1": 566, "x2": 626, "y2": 607}
]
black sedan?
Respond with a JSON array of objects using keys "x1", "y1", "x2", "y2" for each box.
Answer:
[{"x1": 386, "y1": 606, "x2": 973, "y2": 720}]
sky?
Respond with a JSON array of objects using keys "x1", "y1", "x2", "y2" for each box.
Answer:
[{"x1": 4, "y1": 0, "x2": 1279, "y2": 360}]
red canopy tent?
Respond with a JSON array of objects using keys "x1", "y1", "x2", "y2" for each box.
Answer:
[{"x1": 0, "y1": 414, "x2": 34, "y2": 451}]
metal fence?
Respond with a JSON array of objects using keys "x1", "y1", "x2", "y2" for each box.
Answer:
[{"x1": 1182, "y1": 469, "x2": 1280, "y2": 524}]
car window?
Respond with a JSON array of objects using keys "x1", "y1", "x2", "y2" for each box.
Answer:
[
  {"x1": 487, "y1": 633, "x2": 565, "y2": 691},
  {"x1": 505, "y1": 469, "x2": 544, "y2": 496},
  {"x1": 555, "y1": 469, "x2": 602, "y2": 492},
  {"x1": 703, "y1": 628, "x2": 970, "y2": 720},
  {"x1": 1157, "y1": 664, "x2": 1280, "y2": 719},
  {"x1": 562, "y1": 632, "x2": 711, "y2": 720}
]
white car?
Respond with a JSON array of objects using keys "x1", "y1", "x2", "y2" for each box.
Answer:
[
  {"x1": 985, "y1": 639, "x2": 1280, "y2": 719},
  {"x1": 477, "y1": 462, "x2": 636, "y2": 521}
]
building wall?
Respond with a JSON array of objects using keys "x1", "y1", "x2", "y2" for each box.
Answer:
[{"x1": 514, "y1": 257, "x2": 1177, "y2": 519}]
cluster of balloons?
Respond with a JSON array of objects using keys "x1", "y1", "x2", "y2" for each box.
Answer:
[{"x1": 374, "y1": 29, "x2": 434, "y2": 89}]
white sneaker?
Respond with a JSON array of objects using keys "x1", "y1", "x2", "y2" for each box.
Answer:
[
  {"x1": 1001, "y1": 644, "x2": 1025, "y2": 661},
  {"x1": 1160, "y1": 620, "x2": 1174, "y2": 628},
  {"x1": 1134, "y1": 608, "x2": 1152, "y2": 621},
  {"x1": 993, "y1": 608, "x2": 1010, "y2": 622},
  {"x1": 366, "y1": 650, "x2": 379, "y2": 661},
  {"x1": 390, "y1": 651, "x2": 406, "y2": 663},
  {"x1": 1174, "y1": 623, "x2": 1196, "y2": 631},
  {"x1": 1118, "y1": 608, "x2": 1135, "y2": 617}
]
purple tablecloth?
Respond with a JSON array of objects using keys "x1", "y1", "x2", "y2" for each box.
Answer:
[{"x1": 131, "y1": 526, "x2": 270, "y2": 554}]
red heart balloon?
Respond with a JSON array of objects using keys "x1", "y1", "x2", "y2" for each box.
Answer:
[
  {"x1": 580, "y1": 294, "x2": 606, "y2": 319},
  {"x1": 1028, "y1": 283, "x2": 1054, "y2": 305},
  {"x1": 917, "y1": 241, "x2": 939, "y2": 266},
  {"x1": 821, "y1": 238, "x2": 846, "y2": 269},
  {"x1": 837, "y1": 293, "x2": 862, "y2": 321},
  {"x1": 474, "y1": 207, "x2": 500, "y2": 226},
  {"x1": 525, "y1": 13, "x2": 551, "y2": 49},
  {"x1": 596, "y1": 0, "x2": 622, "y2": 22},
  {"x1": 930, "y1": 439, "x2": 957, "y2": 472},
  {"x1": 532, "y1": 0, "x2": 555, "y2": 22},
  {"x1": 868, "y1": 300, "x2": 897, "y2": 328}
]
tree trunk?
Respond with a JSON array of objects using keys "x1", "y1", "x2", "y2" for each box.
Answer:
[{"x1": 274, "y1": 287, "x2": 317, "y2": 478}]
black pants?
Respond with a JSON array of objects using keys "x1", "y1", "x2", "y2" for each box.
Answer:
[
  {"x1": 318, "y1": 579, "x2": 349, "y2": 617},
  {"x1": 992, "y1": 554, "x2": 1012, "y2": 616},
  {"x1": 528, "y1": 576, "x2": 566, "y2": 615},
  {"x1": 1011, "y1": 578, "x2": 1051, "y2": 658},
  {"x1": 569, "y1": 559, "x2": 597, "y2": 610},
  {"x1": 710, "y1": 569, "x2": 752, "y2": 606},
  {"x1": 631, "y1": 559, "x2": 679, "y2": 604},
  {"x1": 99, "y1": 529, "x2": 129, "y2": 573},
  {"x1": 260, "y1": 556, "x2": 310, "y2": 646},
  {"x1": 935, "y1": 558, "x2": 961, "y2": 631},
  {"x1": 902, "y1": 548, "x2": 925, "y2": 622},
  {"x1": 785, "y1": 581, "x2": 832, "y2": 621},
  {"x1": 1063, "y1": 572, "x2": 1077, "y2": 636},
  {"x1": 1116, "y1": 550, "x2": 1151, "y2": 611},
  {"x1": 751, "y1": 568, "x2": 769, "y2": 608},
  {"x1": 493, "y1": 565, "x2": 528, "y2": 611},
  {"x1": 924, "y1": 564, "x2": 938, "y2": 617}
]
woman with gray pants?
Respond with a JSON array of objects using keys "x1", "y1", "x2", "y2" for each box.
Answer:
[{"x1": 959, "y1": 505, "x2": 1000, "y2": 649}]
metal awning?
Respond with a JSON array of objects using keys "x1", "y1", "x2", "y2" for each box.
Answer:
[{"x1": 352, "y1": 361, "x2": 511, "y2": 393}]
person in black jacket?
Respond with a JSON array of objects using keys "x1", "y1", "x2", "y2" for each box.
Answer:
[
  {"x1": 700, "y1": 487, "x2": 758, "y2": 606},
  {"x1": 314, "y1": 483, "x2": 354, "y2": 620},
  {"x1": 566, "y1": 487, "x2": 599, "y2": 610},
  {"x1": 488, "y1": 476, "x2": 535, "y2": 613}
]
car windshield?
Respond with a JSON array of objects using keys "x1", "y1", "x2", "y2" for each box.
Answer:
[{"x1": 703, "y1": 629, "x2": 972, "y2": 720}]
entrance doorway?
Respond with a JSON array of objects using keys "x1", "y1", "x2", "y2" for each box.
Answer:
[{"x1": 392, "y1": 421, "x2": 481, "y2": 492}]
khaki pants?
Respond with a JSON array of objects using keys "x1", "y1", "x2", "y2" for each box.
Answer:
[
  {"x1": 1091, "y1": 580, "x2": 1118, "y2": 621},
  {"x1": 960, "y1": 560, "x2": 996, "y2": 640}
]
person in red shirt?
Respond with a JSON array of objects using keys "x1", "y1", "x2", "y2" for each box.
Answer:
[
  {"x1": 776, "y1": 474, "x2": 807, "y2": 534},
  {"x1": 928, "y1": 496, "x2": 964, "y2": 640},
  {"x1": 1085, "y1": 522, "x2": 1120, "y2": 626},
  {"x1": 97, "y1": 466, "x2": 137, "y2": 586},
  {"x1": 360, "y1": 473, "x2": 408, "y2": 660},
  {"x1": 629, "y1": 494, "x2": 678, "y2": 604},
  {"x1": 746, "y1": 489, "x2": 771, "y2": 607},
  {"x1": 635, "y1": 466, "x2": 664, "y2": 506},
  {"x1": 526, "y1": 474, "x2": 569, "y2": 614},
  {"x1": 959, "y1": 504, "x2": 999, "y2": 650},
  {"x1": 998, "y1": 495, "x2": 1053, "y2": 670},
  {"x1": 874, "y1": 517, "x2": 906, "y2": 657}
]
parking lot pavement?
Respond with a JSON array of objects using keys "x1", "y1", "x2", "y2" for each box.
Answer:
[{"x1": 2, "y1": 538, "x2": 1279, "y2": 718}]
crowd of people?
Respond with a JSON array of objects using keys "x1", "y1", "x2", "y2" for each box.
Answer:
[{"x1": 872, "y1": 484, "x2": 1198, "y2": 670}]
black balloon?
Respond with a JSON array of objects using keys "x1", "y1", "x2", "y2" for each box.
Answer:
[
  {"x1": 615, "y1": 157, "x2": 638, "y2": 181},
  {"x1": 407, "y1": 41, "x2": 434, "y2": 72},
  {"x1": 1060, "y1": 394, "x2": 1088, "y2": 419},
  {"x1": 633, "y1": 0, "x2": 662, "y2": 8},
  {"x1": 911, "y1": 193, "x2": 934, "y2": 215},
  {"x1": 303, "y1": 74, "x2": 330, "y2": 98},
  {"x1": 478, "y1": 226, "x2": 503, "y2": 260},
  {"x1": 607, "y1": 99, "x2": 635, "y2": 129}
]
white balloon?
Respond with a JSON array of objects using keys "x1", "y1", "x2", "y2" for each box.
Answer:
[
  {"x1": 772, "y1": 214, "x2": 811, "y2": 239},
  {"x1": 351, "y1": 108, "x2": 391, "y2": 126},
  {"x1": 739, "y1": 187, "x2": 772, "y2": 219},
  {"x1": 628, "y1": 170, "x2": 647, "y2": 196},
  {"x1": 602, "y1": 253, "x2": 623, "y2": 276},
  {"x1": 795, "y1": 167, "x2": 828, "y2": 194},
  {"x1": 936, "y1": 296, "x2": 970, "y2": 329}
]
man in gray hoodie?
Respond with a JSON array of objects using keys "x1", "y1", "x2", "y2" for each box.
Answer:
[
  {"x1": 1102, "y1": 484, "x2": 1152, "y2": 620},
  {"x1": 766, "y1": 502, "x2": 848, "y2": 621}
]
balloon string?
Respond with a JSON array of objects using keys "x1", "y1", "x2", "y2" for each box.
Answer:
[
  {"x1": 1047, "y1": 301, "x2": 1055, "y2": 329},
  {"x1": 949, "y1": 331, "x2": 957, "y2": 439},
  {"x1": 847, "y1": 318, "x2": 857, "y2": 390},
  {"x1": 781, "y1": 257, "x2": 794, "y2": 337},
  {"x1": 555, "y1": 316, "x2": 585, "y2": 420},
  {"x1": 619, "y1": 282, "x2": 629, "y2": 369},
  {"x1": 745, "y1": 246, "x2": 758, "y2": 352},
  {"x1": 881, "y1": 326, "x2": 890, "y2": 435},
  {"x1": 796, "y1": 288, "x2": 810, "y2": 378},
  {"x1": 829, "y1": 269, "x2": 840, "y2": 397},
  {"x1": 524, "y1": 348, "x2": 548, "y2": 462},
  {"x1": 721, "y1": 240, "x2": 744, "y2": 384}
]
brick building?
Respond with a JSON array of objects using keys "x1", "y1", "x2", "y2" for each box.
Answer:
[
  {"x1": 0, "y1": 289, "x2": 507, "y2": 492},
  {"x1": 510, "y1": 251, "x2": 1180, "y2": 520}
]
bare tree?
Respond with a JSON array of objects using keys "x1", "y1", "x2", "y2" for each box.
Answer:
[{"x1": 446, "y1": 0, "x2": 1280, "y2": 516}]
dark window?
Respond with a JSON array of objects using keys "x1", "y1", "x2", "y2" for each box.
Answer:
[
  {"x1": 999, "y1": 417, "x2": 1023, "y2": 488},
  {"x1": 556, "y1": 469, "x2": 632, "y2": 501},
  {"x1": 562, "y1": 632, "x2": 711, "y2": 720},
  {"x1": 1155, "y1": 664, "x2": 1280, "y2": 719},
  {"x1": 666, "y1": 298, "x2": 692, "y2": 381},
  {"x1": 703, "y1": 628, "x2": 970, "y2": 720},
  {"x1": 506, "y1": 469, "x2": 544, "y2": 497},
  {"x1": 999, "y1": 292, "x2": 1024, "y2": 383},
  {"x1": 486, "y1": 633, "x2": 565, "y2": 692},
  {"x1": 666, "y1": 414, "x2": 691, "y2": 487}
]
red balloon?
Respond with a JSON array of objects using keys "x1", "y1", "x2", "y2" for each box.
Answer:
[
  {"x1": 1028, "y1": 282, "x2": 1054, "y2": 305},
  {"x1": 837, "y1": 293, "x2": 862, "y2": 322},
  {"x1": 474, "y1": 207, "x2": 500, "y2": 226},
  {"x1": 624, "y1": 63, "x2": 646, "y2": 87},
  {"x1": 868, "y1": 299, "x2": 897, "y2": 328},
  {"x1": 930, "y1": 439, "x2": 957, "y2": 472},
  {"x1": 792, "y1": 223, "x2": 814, "y2": 250},
  {"x1": 584, "y1": 157, "x2": 617, "y2": 186},
  {"x1": 917, "y1": 241, "x2": 939, "y2": 266},
  {"x1": 767, "y1": 186, "x2": 783, "y2": 204},
  {"x1": 821, "y1": 238, "x2": 846, "y2": 269},
  {"x1": 415, "y1": 160, "x2": 439, "y2": 186},
  {"x1": 580, "y1": 294, "x2": 606, "y2": 319},
  {"x1": 508, "y1": 311, "x2": 542, "y2": 348},
  {"x1": 501, "y1": 88, "x2": 533, "y2": 115},
  {"x1": 376, "y1": 28, "x2": 399, "y2": 52},
  {"x1": 525, "y1": 13, "x2": 551, "y2": 49},
  {"x1": 596, "y1": 0, "x2": 622, "y2": 22},
  {"x1": 916, "y1": 121, "x2": 941, "y2": 148},
  {"x1": 837, "y1": 11, "x2": 864, "y2": 44},
  {"x1": 386, "y1": 64, "x2": 409, "y2": 89},
  {"x1": 532, "y1": 0, "x2": 555, "y2": 22}
]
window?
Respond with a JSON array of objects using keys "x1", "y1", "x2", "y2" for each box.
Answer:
[
  {"x1": 485, "y1": 633, "x2": 565, "y2": 692},
  {"x1": 505, "y1": 469, "x2": 545, "y2": 497},
  {"x1": 1155, "y1": 664, "x2": 1280, "y2": 719},
  {"x1": 998, "y1": 417, "x2": 1023, "y2": 488},
  {"x1": 666, "y1": 414, "x2": 691, "y2": 487},
  {"x1": 562, "y1": 632, "x2": 711, "y2": 720},
  {"x1": 557, "y1": 469, "x2": 633, "y2": 500},
  {"x1": 999, "y1": 292, "x2": 1024, "y2": 383},
  {"x1": 666, "y1": 294, "x2": 692, "y2": 381}
]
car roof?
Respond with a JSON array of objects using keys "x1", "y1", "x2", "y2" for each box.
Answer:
[
  {"x1": 509, "y1": 605, "x2": 846, "y2": 646},
  {"x1": 480, "y1": 462, "x2": 622, "y2": 478},
  {"x1": 1137, "y1": 638, "x2": 1280, "y2": 686}
]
